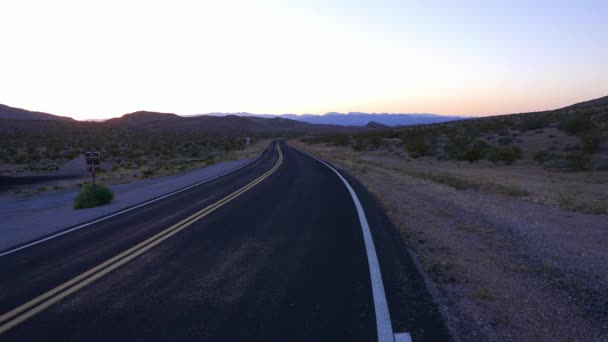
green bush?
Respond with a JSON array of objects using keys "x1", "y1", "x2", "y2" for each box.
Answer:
[
  {"x1": 353, "y1": 140, "x2": 366, "y2": 152},
  {"x1": 460, "y1": 140, "x2": 489, "y2": 163},
  {"x1": 497, "y1": 136, "x2": 513, "y2": 146},
  {"x1": 591, "y1": 158, "x2": 608, "y2": 171},
  {"x1": 543, "y1": 159, "x2": 571, "y2": 170},
  {"x1": 405, "y1": 136, "x2": 430, "y2": 158},
  {"x1": 581, "y1": 129, "x2": 604, "y2": 154},
  {"x1": 487, "y1": 146, "x2": 523, "y2": 165},
  {"x1": 74, "y1": 183, "x2": 114, "y2": 209},
  {"x1": 591, "y1": 159, "x2": 608, "y2": 171},
  {"x1": 142, "y1": 169, "x2": 155, "y2": 177},
  {"x1": 533, "y1": 150, "x2": 559, "y2": 164},
  {"x1": 517, "y1": 117, "x2": 549, "y2": 131},
  {"x1": 564, "y1": 151, "x2": 591, "y2": 171},
  {"x1": 559, "y1": 114, "x2": 595, "y2": 135}
]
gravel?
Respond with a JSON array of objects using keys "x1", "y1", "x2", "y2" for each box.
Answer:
[
  {"x1": 0, "y1": 157, "x2": 254, "y2": 252},
  {"x1": 294, "y1": 141, "x2": 608, "y2": 342}
]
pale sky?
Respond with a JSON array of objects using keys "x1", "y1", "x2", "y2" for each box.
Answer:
[{"x1": 0, "y1": 0, "x2": 606, "y2": 120}]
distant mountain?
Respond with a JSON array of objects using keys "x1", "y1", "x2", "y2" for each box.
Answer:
[
  {"x1": 198, "y1": 112, "x2": 467, "y2": 127},
  {"x1": 0, "y1": 104, "x2": 74, "y2": 121},
  {"x1": 365, "y1": 121, "x2": 389, "y2": 129},
  {"x1": 102, "y1": 111, "x2": 367, "y2": 135},
  {"x1": 104, "y1": 111, "x2": 181, "y2": 126}
]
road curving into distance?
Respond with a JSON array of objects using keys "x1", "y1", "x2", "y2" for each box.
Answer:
[{"x1": 0, "y1": 141, "x2": 449, "y2": 341}]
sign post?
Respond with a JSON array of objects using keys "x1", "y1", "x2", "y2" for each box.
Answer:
[{"x1": 85, "y1": 151, "x2": 101, "y2": 190}]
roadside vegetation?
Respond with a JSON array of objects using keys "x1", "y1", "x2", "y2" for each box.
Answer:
[
  {"x1": 0, "y1": 120, "x2": 263, "y2": 181},
  {"x1": 302, "y1": 98, "x2": 608, "y2": 171},
  {"x1": 73, "y1": 183, "x2": 114, "y2": 209}
]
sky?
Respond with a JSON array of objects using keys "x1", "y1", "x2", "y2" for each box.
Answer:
[{"x1": 0, "y1": 0, "x2": 606, "y2": 120}]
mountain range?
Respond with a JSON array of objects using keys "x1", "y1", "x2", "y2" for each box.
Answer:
[
  {"x1": 190, "y1": 112, "x2": 466, "y2": 127},
  {"x1": 100, "y1": 111, "x2": 368, "y2": 134},
  {"x1": 0, "y1": 104, "x2": 464, "y2": 127}
]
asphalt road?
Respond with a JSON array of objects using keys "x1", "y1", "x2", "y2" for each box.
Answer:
[{"x1": 0, "y1": 141, "x2": 449, "y2": 341}]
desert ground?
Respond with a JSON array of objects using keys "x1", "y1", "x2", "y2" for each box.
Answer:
[
  {"x1": 291, "y1": 139, "x2": 608, "y2": 341},
  {"x1": 0, "y1": 137, "x2": 270, "y2": 196}
]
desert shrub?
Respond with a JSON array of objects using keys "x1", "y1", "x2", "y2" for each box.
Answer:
[
  {"x1": 205, "y1": 155, "x2": 215, "y2": 165},
  {"x1": 497, "y1": 184, "x2": 529, "y2": 197},
  {"x1": 497, "y1": 136, "x2": 513, "y2": 146},
  {"x1": 591, "y1": 158, "x2": 608, "y2": 171},
  {"x1": 581, "y1": 129, "x2": 604, "y2": 154},
  {"x1": 404, "y1": 135, "x2": 430, "y2": 158},
  {"x1": 14, "y1": 154, "x2": 29, "y2": 164},
  {"x1": 533, "y1": 150, "x2": 559, "y2": 164},
  {"x1": 487, "y1": 146, "x2": 523, "y2": 165},
  {"x1": 331, "y1": 134, "x2": 350, "y2": 146},
  {"x1": 353, "y1": 140, "x2": 366, "y2": 152},
  {"x1": 559, "y1": 114, "x2": 595, "y2": 135},
  {"x1": 460, "y1": 140, "x2": 489, "y2": 163},
  {"x1": 74, "y1": 183, "x2": 114, "y2": 209},
  {"x1": 142, "y1": 169, "x2": 155, "y2": 177},
  {"x1": 563, "y1": 152, "x2": 591, "y2": 171},
  {"x1": 444, "y1": 134, "x2": 471, "y2": 159},
  {"x1": 517, "y1": 116, "x2": 549, "y2": 131},
  {"x1": 543, "y1": 159, "x2": 572, "y2": 170}
]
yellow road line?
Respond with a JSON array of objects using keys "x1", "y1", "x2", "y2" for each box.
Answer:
[{"x1": 0, "y1": 144, "x2": 283, "y2": 335}]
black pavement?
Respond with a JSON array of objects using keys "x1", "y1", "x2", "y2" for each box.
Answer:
[{"x1": 0, "y1": 141, "x2": 449, "y2": 341}]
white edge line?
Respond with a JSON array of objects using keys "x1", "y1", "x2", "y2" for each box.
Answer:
[
  {"x1": 298, "y1": 149, "x2": 395, "y2": 342},
  {"x1": 394, "y1": 332, "x2": 413, "y2": 342},
  {"x1": 0, "y1": 145, "x2": 271, "y2": 258}
]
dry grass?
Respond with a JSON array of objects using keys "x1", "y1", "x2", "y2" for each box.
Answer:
[
  {"x1": 292, "y1": 140, "x2": 607, "y2": 215},
  {"x1": 291, "y1": 139, "x2": 608, "y2": 341}
]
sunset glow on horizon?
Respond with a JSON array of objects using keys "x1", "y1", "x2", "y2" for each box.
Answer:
[{"x1": 1, "y1": 0, "x2": 606, "y2": 120}]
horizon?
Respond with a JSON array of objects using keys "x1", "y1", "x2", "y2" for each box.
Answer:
[
  {"x1": 1, "y1": 1, "x2": 607, "y2": 120},
  {"x1": 5, "y1": 100, "x2": 598, "y2": 122}
]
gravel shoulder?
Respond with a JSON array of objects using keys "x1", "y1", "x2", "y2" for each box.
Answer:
[
  {"x1": 291, "y1": 140, "x2": 608, "y2": 342},
  {"x1": 0, "y1": 156, "x2": 257, "y2": 252}
]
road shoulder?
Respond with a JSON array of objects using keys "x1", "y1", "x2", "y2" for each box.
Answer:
[{"x1": 0, "y1": 157, "x2": 256, "y2": 252}]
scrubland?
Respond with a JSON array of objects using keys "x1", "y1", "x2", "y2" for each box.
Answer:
[
  {"x1": 0, "y1": 120, "x2": 270, "y2": 193},
  {"x1": 291, "y1": 100, "x2": 608, "y2": 341}
]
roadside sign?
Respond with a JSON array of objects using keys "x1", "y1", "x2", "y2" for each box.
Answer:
[
  {"x1": 85, "y1": 151, "x2": 101, "y2": 165},
  {"x1": 84, "y1": 151, "x2": 101, "y2": 189}
]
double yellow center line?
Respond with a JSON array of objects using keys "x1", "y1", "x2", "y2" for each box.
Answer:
[{"x1": 0, "y1": 144, "x2": 283, "y2": 335}]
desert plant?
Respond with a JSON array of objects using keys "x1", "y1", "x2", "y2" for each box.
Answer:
[
  {"x1": 563, "y1": 151, "x2": 591, "y2": 171},
  {"x1": 74, "y1": 183, "x2": 114, "y2": 209},
  {"x1": 559, "y1": 114, "x2": 595, "y2": 135},
  {"x1": 517, "y1": 117, "x2": 549, "y2": 131},
  {"x1": 533, "y1": 150, "x2": 559, "y2": 164},
  {"x1": 461, "y1": 140, "x2": 489, "y2": 163},
  {"x1": 581, "y1": 128, "x2": 604, "y2": 154},
  {"x1": 142, "y1": 169, "x2": 155, "y2": 177},
  {"x1": 591, "y1": 158, "x2": 608, "y2": 171},
  {"x1": 404, "y1": 136, "x2": 430, "y2": 158},
  {"x1": 487, "y1": 146, "x2": 523, "y2": 165},
  {"x1": 497, "y1": 136, "x2": 513, "y2": 146}
]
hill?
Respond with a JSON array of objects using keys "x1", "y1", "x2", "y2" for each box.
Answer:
[
  {"x1": 0, "y1": 107, "x2": 368, "y2": 179},
  {"x1": 303, "y1": 95, "x2": 608, "y2": 171},
  {"x1": 199, "y1": 111, "x2": 466, "y2": 127},
  {"x1": 103, "y1": 111, "x2": 366, "y2": 135},
  {"x1": 365, "y1": 121, "x2": 389, "y2": 129},
  {"x1": 0, "y1": 104, "x2": 74, "y2": 121}
]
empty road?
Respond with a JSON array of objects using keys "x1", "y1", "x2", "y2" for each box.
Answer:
[{"x1": 0, "y1": 141, "x2": 448, "y2": 341}]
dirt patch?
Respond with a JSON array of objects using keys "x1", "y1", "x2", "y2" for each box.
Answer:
[{"x1": 291, "y1": 140, "x2": 608, "y2": 341}]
